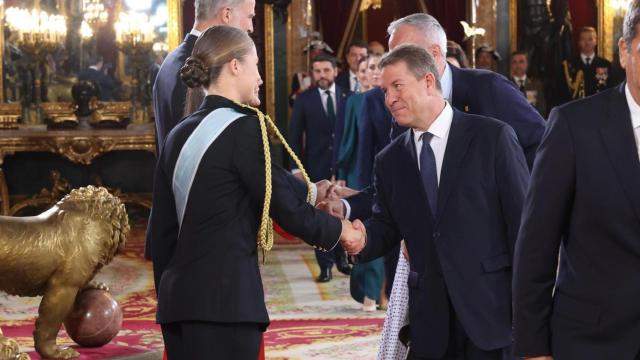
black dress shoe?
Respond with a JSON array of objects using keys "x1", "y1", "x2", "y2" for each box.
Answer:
[
  {"x1": 316, "y1": 268, "x2": 332, "y2": 283},
  {"x1": 336, "y1": 251, "x2": 352, "y2": 275}
]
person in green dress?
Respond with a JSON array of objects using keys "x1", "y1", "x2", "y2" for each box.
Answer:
[{"x1": 338, "y1": 53, "x2": 387, "y2": 312}]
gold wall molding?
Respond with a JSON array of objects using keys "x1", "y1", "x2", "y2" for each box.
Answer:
[
  {"x1": 264, "y1": 4, "x2": 276, "y2": 121},
  {"x1": 0, "y1": 2, "x2": 5, "y2": 103},
  {"x1": 168, "y1": 0, "x2": 184, "y2": 51},
  {"x1": 0, "y1": 124, "x2": 155, "y2": 214},
  {"x1": 470, "y1": 0, "x2": 497, "y2": 55},
  {"x1": 598, "y1": 0, "x2": 615, "y2": 62},
  {"x1": 287, "y1": 0, "x2": 315, "y2": 85},
  {"x1": 510, "y1": 0, "x2": 517, "y2": 54}
]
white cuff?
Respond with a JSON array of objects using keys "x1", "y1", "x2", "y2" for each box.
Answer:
[
  {"x1": 342, "y1": 199, "x2": 352, "y2": 220},
  {"x1": 292, "y1": 169, "x2": 302, "y2": 175}
]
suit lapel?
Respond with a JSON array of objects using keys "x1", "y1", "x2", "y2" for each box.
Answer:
[
  {"x1": 601, "y1": 84, "x2": 640, "y2": 223},
  {"x1": 435, "y1": 110, "x2": 475, "y2": 225}
]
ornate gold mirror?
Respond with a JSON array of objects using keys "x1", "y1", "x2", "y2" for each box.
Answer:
[
  {"x1": 598, "y1": 0, "x2": 632, "y2": 62},
  {"x1": 0, "y1": 0, "x2": 178, "y2": 127}
]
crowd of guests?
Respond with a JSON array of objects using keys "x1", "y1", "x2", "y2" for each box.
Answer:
[{"x1": 147, "y1": 0, "x2": 640, "y2": 358}]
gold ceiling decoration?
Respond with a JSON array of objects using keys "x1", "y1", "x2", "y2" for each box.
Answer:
[{"x1": 360, "y1": 0, "x2": 382, "y2": 12}]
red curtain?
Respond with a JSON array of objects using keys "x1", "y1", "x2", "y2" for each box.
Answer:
[
  {"x1": 569, "y1": 0, "x2": 598, "y2": 54},
  {"x1": 424, "y1": 0, "x2": 466, "y2": 46},
  {"x1": 314, "y1": 0, "x2": 357, "y2": 55},
  {"x1": 316, "y1": 0, "x2": 466, "y2": 55},
  {"x1": 183, "y1": 0, "x2": 196, "y2": 38}
]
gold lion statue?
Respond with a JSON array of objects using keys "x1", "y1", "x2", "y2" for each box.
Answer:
[
  {"x1": 0, "y1": 186, "x2": 129, "y2": 359},
  {"x1": 0, "y1": 327, "x2": 30, "y2": 359}
]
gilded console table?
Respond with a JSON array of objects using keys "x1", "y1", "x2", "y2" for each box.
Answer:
[{"x1": 0, "y1": 124, "x2": 155, "y2": 215}]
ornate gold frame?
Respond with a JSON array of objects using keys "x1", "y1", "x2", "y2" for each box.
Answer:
[
  {"x1": 598, "y1": 0, "x2": 616, "y2": 62},
  {"x1": 510, "y1": 1, "x2": 617, "y2": 62},
  {"x1": 0, "y1": 124, "x2": 155, "y2": 214},
  {"x1": 264, "y1": 5, "x2": 276, "y2": 121},
  {"x1": 168, "y1": 0, "x2": 183, "y2": 51},
  {"x1": 509, "y1": 0, "x2": 517, "y2": 54}
]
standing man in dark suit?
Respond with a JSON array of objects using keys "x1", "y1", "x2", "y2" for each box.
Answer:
[
  {"x1": 289, "y1": 54, "x2": 350, "y2": 282},
  {"x1": 321, "y1": 13, "x2": 545, "y2": 221},
  {"x1": 347, "y1": 44, "x2": 529, "y2": 360},
  {"x1": 511, "y1": 51, "x2": 547, "y2": 116},
  {"x1": 153, "y1": 0, "x2": 256, "y2": 153},
  {"x1": 562, "y1": 26, "x2": 614, "y2": 102},
  {"x1": 355, "y1": 86, "x2": 394, "y2": 191},
  {"x1": 513, "y1": 3, "x2": 640, "y2": 359},
  {"x1": 336, "y1": 40, "x2": 368, "y2": 93}
]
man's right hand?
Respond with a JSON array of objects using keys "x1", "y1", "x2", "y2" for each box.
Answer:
[
  {"x1": 339, "y1": 219, "x2": 366, "y2": 255},
  {"x1": 317, "y1": 199, "x2": 346, "y2": 219},
  {"x1": 331, "y1": 185, "x2": 358, "y2": 198}
]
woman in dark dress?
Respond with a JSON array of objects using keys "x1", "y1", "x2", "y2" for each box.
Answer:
[{"x1": 148, "y1": 26, "x2": 361, "y2": 359}]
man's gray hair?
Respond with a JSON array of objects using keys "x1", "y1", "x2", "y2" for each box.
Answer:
[
  {"x1": 623, "y1": 0, "x2": 640, "y2": 51},
  {"x1": 387, "y1": 13, "x2": 448, "y2": 56},
  {"x1": 379, "y1": 44, "x2": 442, "y2": 92},
  {"x1": 195, "y1": 0, "x2": 244, "y2": 21}
]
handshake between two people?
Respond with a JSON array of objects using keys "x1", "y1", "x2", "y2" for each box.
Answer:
[
  {"x1": 314, "y1": 179, "x2": 358, "y2": 219},
  {"x1": 339, "y1": 219, "x2": 366, "y2": 255},
  {"x1": 313, "y1": 180, "x2": 366, "y2": 255}
]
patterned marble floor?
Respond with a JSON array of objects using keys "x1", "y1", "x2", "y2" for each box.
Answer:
[{"x1": 262, "y1": 245, "x2": 386, "y2": 359}]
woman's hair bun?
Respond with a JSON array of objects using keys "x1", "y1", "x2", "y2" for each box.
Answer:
[{"x1": 180, "y1": 56, "x2": 210, "y2": 88}]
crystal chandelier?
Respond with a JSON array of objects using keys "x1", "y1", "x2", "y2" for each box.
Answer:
[{"x1": 4, "y1": 7, "x2": 67, "y2": 55}]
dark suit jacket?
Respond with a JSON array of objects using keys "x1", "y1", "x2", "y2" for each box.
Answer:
[
  {"x1": 153, "y1": 34, "x2": 198, "y2": 153},
  {"x1": 513, "y1": 84, "x2": 640, "y2": 359},
  {"x1": 512, "y1": 76, "x2": 547, "y2": 116},
  {"x1": 357, "y1": 108, "x2": 529, "y2": 357},
  {"x1": 450, "y1": 65, "x2": 545, "y2": 167},
  {"x1": 149, "y1": 95, "x2": 341, "y2": 326},
  {"x1": 571, "y1": 55, "x2": 614, "y2": 97},
  {"x1": 335, "y1": 69, "x2": 352, "y2": 93},
  {"x1": 346, "y1": 65, "x2": 545, "y2": 221},
  {"x1": 288, "y1": 85, "x2": 348, "y2": 181},
  {"x1": 78, "y1": 67, "x2": 117, "y2": 101},
  {"x1": 355, "y1": 87, "x2": 395, "y2": 190}
]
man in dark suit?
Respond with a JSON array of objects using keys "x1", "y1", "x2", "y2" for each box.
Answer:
[
  {"x1": 321, "y1": 13, "x2": 545, "y2": 221},
  {"x1": 355, "y1": 86, "x2": 394, "y2": 190},
  {"x1": 153, "y1": 0, "x2": 256, "y2": 153},
  {"x1": 513, "y1": 3, "x2": 640, "y2": 359},
  {"x1": 289, "y1": 54, "x2": 351, "y2": 282},
  {"x1": 78, "y1": 55, "x2": 118, "y2": 101},
  {"x1": 347, "y1": 44, "x2": 529, "y2": 360},
  {"x1": 335, "y1": 40, "x2": 368, "y2": 93},
  {"x1": 511, "y1": 51, "x2": 547, "y2": 116},
  {"x1": 561, "y1": 26, "x2": 614, "y2": 102}
]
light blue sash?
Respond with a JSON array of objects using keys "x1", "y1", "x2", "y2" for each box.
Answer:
[{"x1": 173, "y1": 107, "x2": 244, "y2": 226}]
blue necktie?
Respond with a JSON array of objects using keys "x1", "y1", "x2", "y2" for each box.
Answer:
[{"x1": 420, "y1": 132, "x2": 438, "y2": 217}]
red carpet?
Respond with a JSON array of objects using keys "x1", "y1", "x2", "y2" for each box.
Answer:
[{"x1": 1, "y1": 225, "x2": 384, "y2": 359}]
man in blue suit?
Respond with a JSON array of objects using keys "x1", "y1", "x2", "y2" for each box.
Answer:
[
  {"x1": 355, "y1": 87, "x2": 394, "y2": 190},
  {"x1": 289, "y1": 54, "x2": 350, "y2": 282},
  {"x1": 513, "y1": 2, "x2": 640, "y2": 359},
  {"x1": 347, "y1": 44, "x2": 529, "y2": 360},
  {"x1": 327, "y1": 13, "x2": 545, "y2": 222},
  {"x1": 153, "y1": 0, "x2": 256, "y2": 153}
]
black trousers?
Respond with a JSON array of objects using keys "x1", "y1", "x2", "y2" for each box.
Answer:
[
  {"x1": 161, "y1": 321, "x2": 262, "y2": 360},
  {"x1": 407, "y1": 302, "x2": 512, "y2": 360}
]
